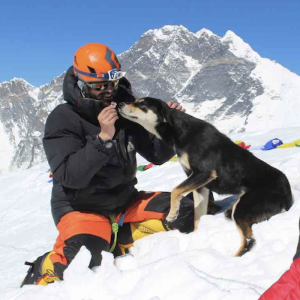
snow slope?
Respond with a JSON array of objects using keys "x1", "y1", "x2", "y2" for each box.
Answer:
[
  {"x1": 220, "y1": 30, "x2": 300, "y2": 133},
  {"x1": 1, "y1": 127, "x2": 300, "y2": 300}
]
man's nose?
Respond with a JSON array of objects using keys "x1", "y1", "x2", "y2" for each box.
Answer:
[{"x1": 104, "y1": 86, "x2": 114, "y2": 93}]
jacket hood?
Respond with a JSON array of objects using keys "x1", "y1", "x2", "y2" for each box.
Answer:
[{"x1": 63, "y1": 66, "x2": 136, "y2": 126}]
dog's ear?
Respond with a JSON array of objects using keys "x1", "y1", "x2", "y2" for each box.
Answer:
[
  {"x1": 154, "y1": 102, "x2": 178, "y2": 144},
  {"x1": 160, "y1": 101, "x2": 175, "y2": 125},
  {"x1": 159, "y1": 101, "x2": 189, "y2": 140}
]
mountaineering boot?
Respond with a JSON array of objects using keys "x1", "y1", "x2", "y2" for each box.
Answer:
[
  {"x1": 21, "y1": 251, "x2": 61, "y2": 287},
  {"x1": 118, "y1": 219, "x2": 169, "y2": 255}
]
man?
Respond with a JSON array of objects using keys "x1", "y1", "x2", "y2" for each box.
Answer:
[{"x1": 21, "y1": 43, "x2": 217, "y2": 287}]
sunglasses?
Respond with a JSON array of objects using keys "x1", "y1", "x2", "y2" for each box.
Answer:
[
  {"x1": 74, "y1": 67, "x2": 126, "y2": 81},
  {"x1": 86, "y1": 80, "x2": 119, "y2": 91}
]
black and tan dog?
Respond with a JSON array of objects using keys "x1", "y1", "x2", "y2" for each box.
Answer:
[{"x1": 118, "y1": 97, "x2": 293, "y2": 256}]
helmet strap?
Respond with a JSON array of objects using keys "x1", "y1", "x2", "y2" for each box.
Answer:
[{"x1": 77, "y1": 80, "x2": 89, "y2": 98}]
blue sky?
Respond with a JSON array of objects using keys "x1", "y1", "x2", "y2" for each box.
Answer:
[{"x1": 1, "y1": 0, "x2": 299, "y2": 86}]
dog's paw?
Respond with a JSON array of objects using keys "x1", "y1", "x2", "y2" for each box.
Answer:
[{"x1": 166, "y1": 211, "x2": 179, "y2": 223}]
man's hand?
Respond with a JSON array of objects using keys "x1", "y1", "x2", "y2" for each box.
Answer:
[
  {"x1": 167, "y1": 101, "x2": 186, "y2": 113},
  {"x1": 97, "y1": 104, "x2": 118, "y2": 141}
]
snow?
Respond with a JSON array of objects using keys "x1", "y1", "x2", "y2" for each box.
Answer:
[
  {"x1": 143, "y1": 25, "x2": 181, "y2": 40},
  {"x1": 169, "y1": 28, "x2": 300, "y2": 134},
  {"x1": 11, "y1": 78, "x2": 29, "y2": 83},
  {"x1": 223, "y1": 28, "x2": 300, "y2": 131},
  {"x1": 172, "y1": 58, "x2": 203, "y2": 101},
  {"x1": 28, "y1": 87, "x2": 40, "y2": 102},
  {"x1": 196, "y1": 28, "x2": 217, "y2": 39},
  {"x1": 1, "y1": 126, "x2": 300, "y2": 300},
  {"x1": 32, "y1": 131, "x2": 41, "y2": 138},
  {"x1": 0, "y1": 122, "x2": 14, "y2": 174},
  {"x1": 7, "y1": 78, "x2": 29, "y2": 85},
  {"x1": 221, "y1": 30, "x2": 261, "y2": 64},
  {"x1": 1, "y1": 25, "x2": 300, "y2": 299},
  {"x1": 196, "y1": 29, "x2": 300, "y2": 133},
  {"x1": 244, "y1": 59, "x2": 300, "y2": 132},
  {"x1": 178, "y1": 98, "x2": 228, "y2": 129}
]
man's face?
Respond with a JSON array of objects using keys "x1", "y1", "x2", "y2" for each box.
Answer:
[{"x1": 86, "y1": 80, "x2": 119, "y2": 107}]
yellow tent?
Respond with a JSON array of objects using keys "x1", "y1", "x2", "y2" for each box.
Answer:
[{"x1": 277, "y1": 139, "x2": 300, "y2": 148}]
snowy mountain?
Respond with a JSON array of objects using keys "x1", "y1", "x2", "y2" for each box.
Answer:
[
  {"x1": 0, "y1": 74, "x2": 64, "y2": 174},
  {"x1": 1, "y1": 25, "x2": 300, "y2": 174},
  {"x1": 119, "y1": 25, "x2": 300, "y2": 133},
  {"x1": 1, "y1": 127, "x2": 300, "y2": 300}
]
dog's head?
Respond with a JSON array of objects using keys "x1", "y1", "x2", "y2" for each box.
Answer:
[{"x1": 118, "y1": 97, "x2": 174, "y2": 139}]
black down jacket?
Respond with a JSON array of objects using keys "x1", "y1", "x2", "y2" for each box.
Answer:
[{"x1": 44, "y1": 67, "x2": 175, "y2": 225}]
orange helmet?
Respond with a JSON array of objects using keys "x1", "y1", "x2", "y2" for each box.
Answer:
[{"x1": 73, "y1": 43, "x2": 124, "y2": 83}]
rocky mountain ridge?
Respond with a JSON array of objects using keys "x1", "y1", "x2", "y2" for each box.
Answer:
[{"x1": 1, "y1": 25, "x2": 300, "y2": 174}]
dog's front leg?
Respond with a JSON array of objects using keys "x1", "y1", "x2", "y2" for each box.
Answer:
[
  {"x1": 167, "y1": 188, "x2": 184, "y2": 222},
  {"x1": 166, "y1": 171, "x2": 217, "y2": 226}
]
